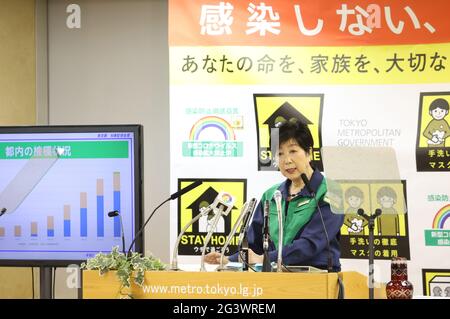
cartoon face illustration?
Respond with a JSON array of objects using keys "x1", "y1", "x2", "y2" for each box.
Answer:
[
  {"x1": 433, "y1": 286, "x2": 442, "y2": 297},
  {"x1": 423, "y1": 98, "x2": 450, "y2": 147},
  {"x1": 347, "y1": 195, "x2": 362, "y2": 208},
  {"x1": 379, "y1": 195, "x2": 395, "y2": 209},
  {"x1": 199, "y1": 200, "x2": 209, "y2": 210},
  {"x1": 345, "y1": 186, "x2": 364, "y2": 210},
  {"x1": 430, "y1": 107, "x2": 449, "y2": 120},
  {"x1": 376, "y1": 187, "x2": 397, "y2": 208}
]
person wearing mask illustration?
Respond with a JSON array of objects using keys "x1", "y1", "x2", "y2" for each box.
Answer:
[
  {"x1": 375, "y1": 186, "x2": 400, "y2": 236},
  {"x1": 205, "y1": 119, "x2": 344, "y2": 271}
]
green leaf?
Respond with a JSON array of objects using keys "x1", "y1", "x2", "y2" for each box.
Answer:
[{"x1": 82, "y1": 246, "x2": 166, "y2": 297}]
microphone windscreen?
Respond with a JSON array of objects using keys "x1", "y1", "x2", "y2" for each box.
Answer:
[
  {"x1": 108, "y1": 211, "x2": 119, "y2": 217},
  {"x1": 170, "y1": 180, "x2": 203, "y2": 200},
  {"x1": 242, "y1": 198, "x2": 257, "y2": 226}
]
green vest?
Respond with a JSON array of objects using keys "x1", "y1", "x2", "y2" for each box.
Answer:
[{"x1": 261, "y1": 178, "x2": 328, "y2": 247}]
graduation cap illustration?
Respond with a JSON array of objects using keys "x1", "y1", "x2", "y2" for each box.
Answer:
[{"x1": 187, "y1": 186, "x2": 235, "y2": 233}]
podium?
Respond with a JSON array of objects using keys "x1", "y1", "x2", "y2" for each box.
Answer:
[{"x1": 82, "y1": 270, "x2": 386, "y2": 299}]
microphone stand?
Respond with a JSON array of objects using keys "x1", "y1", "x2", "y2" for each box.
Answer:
[
  {"x1": 170, "y1": 205, "x2": 213, "y2": 271},
  {"x1": 234, "y1": 199, "x2": 257, "y2": 271},
  {"x1": 119, "y1": 213, "x2": 125, "y2": 255},
  {"x1": 357, "y1": 208, "x2": 382, "y2": 300},
  {"x1": 200, "y1": 205, "x2": 225, "y2": 272},
  {"x1": 127, "y1": 180, "x2": 203, "y2": 256},
  {"x1": 276, "y1": 211, "x2": 283, "y2": 272},
  {"x1": 126, "y1": 198, "x2": 170, "y2": 257},
  {"x1": 240, "y1": 234, "x2": 249, "y2": 271},
  {"x1": 217, "y1": 200, "x2": 255, "y2": 271},
  {"x1": 274, "y1": 191, "x2": 283, "y2": 272},
  {"x1": 107, "y1": 210, "x2": 126, "y2": 254},
  {"x1": 262, "y1": 200, "x2": 272, "y2": 272}
]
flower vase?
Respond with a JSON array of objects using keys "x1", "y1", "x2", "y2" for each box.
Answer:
[{"x1": 386, "y1": 257, "x2": 413, "y2": 299}]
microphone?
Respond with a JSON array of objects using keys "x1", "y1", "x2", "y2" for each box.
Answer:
[
  {"x1": 169, "y1": 180, "x2": 203, "y2": 200},
  {"x1": 236, "y1": 197, "x2": 258, "y2": 271},
  {"x1": 171, "y1": 201, "x2": 214, "y2": 271},
  {"x1": 262, "y1": 200, "x2": 271, "y2": 272},
  {"x1": 108, "y1": 210, "x2": 126, "y2": 255},
  {"x1": 237, "y1": 198, "x2": 257, "y2": 249},
  {"x1": 273, "y1": 190, "x2": 283, "y2": 272},
  {"x1": 126, "y1": 180, "x2": 203, "y2": 257},
  {"x1": 0, "y1": 208, "x2": 6, "y2": 217},
  {"x1": 301, "y1": 173, "x2": 332, "y2": 272},
  {"x1": 217, "y1": 198, "x2": 257, "y2": 271},
  {"x1": 200, "y1": 191, "x2": 235, "y2": 272}
]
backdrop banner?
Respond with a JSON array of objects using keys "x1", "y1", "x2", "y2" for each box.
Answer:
[{"x1": 169, "y1": 0, "x2": 450, "y2": 295}]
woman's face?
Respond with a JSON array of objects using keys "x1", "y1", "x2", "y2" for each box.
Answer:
[{"x1": 277, "y1": 138, "x2": 311, "y2": 181}]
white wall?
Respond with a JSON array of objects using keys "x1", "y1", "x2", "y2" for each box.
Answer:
[{"x1": 46, "y1": 0, "x2": 169, "y2": 298}]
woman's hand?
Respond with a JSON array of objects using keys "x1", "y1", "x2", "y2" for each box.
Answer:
[{"x1": 204, "y1": 251, "x2": 229, "y2": 265}]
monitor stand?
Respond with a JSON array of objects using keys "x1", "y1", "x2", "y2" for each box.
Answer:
[{"x1": 40, "y1": 266, "x2": 53, "y2": 299}]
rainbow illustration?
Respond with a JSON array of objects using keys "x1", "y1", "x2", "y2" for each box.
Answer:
[
  {"x1": 189, "y1": 116, "x2": 236, "y2": 141},
  {"x1": 220, "y1": 192, "x2": 234, "y2": 204},
  {"x1": 432, "y1": 204, "x2": 450, "y2": 229}
]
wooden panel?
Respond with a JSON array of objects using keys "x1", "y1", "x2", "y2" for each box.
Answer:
[
  {"x1": 339, "y1": 271, "x2": 387, "y2": 299},
  {"x1": 0, "y1": 0, "x2": 36, "y2": 299},
  {"x1": 0, "y1": 267, "x2": 36, "y2": 299},
  {"x1": 83, "y1": 270, "x2": 387, "y2": 299},
  {"x1": 0, "y1": 0, "x2": 36, "y2": 125},
  {"x1": 83, "y1": 270, "x2": 339, "y2": 299},
  {"x1": 83, "y1": 271, "x2": 123, "y2": 299}
]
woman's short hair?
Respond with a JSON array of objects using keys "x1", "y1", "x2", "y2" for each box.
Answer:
[{"x1": 278, "y1": 120, "x2": 314, "y2": 154}]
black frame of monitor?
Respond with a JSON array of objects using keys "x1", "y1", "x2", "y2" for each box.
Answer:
[{"x1": 0, "y1": 124, "x2": 144, "y2": 267}]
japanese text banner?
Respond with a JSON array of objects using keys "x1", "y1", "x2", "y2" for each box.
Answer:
[
  {"x1": 169, "y1": 0, "x2": 450, "y2": 288},
  {"x1": 171, "y1": 43, "x2": 449, "y2": 85},
  {"x1": 169, "y1": 0, "x2": 450, "y2": 47}
]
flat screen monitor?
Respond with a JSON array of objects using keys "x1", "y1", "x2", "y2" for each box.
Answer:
[{"x1": 0, "y1": 125, "x2": 143, "y2": 266}]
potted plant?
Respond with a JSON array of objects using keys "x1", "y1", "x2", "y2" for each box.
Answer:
[{"x1": 81, "y1": 246, "x2": 166, "y2": 298}]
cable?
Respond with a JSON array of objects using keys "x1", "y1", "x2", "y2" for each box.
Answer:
[
  {"x1": 238, "y1": 250, "x2": 257, "y2": 272},
  {"x1": 337, "y1": 276, "x2": 345, "y2": 299},
  {"x1": 300, "y1": 173, "x2": 333, "y2": 272},
  {"x1": 315, "y1": 200, "x2": 333, "y2": 271},
  {"x1": 281, "y1": 262, "x2": 293, "y2": 272},
  {"x1": 126, "y1": 198, "x2": 170, "y2": 256},
  {"x1": 31, "y1": 267, "x2": 35, "y2": 299}
]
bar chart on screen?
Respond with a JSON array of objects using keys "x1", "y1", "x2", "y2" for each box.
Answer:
[{"x1": 0, "y1": 130, "x2": 139, "y2": 263}]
